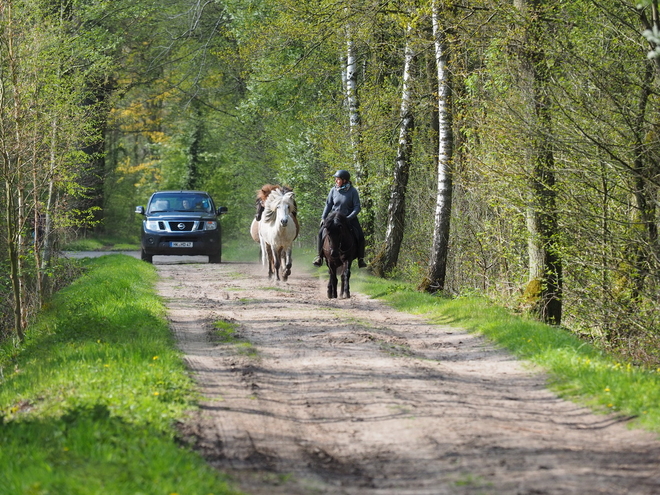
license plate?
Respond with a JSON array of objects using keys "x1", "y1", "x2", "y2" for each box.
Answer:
[{"x1": 170, "y1": 241, "x2": 193, "y2": 248}]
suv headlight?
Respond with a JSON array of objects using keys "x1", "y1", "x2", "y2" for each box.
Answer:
[
  {"x1": 145, "y1": 220, "x2": 160, "y2": 231},
  {"x1": 204, "y1": 221, "x2": 218, "y2": 230}
]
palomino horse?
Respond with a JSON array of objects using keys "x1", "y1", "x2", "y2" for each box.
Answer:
[
  {"x1": 258, "y1": 187, "x2": 298, "y2": 281},
  {"x1": 250, "y1": 184, "x2": 298, "y2": 265},
  {"x1": 321, "y1": 210, "x2": 357, "y2": 298}
]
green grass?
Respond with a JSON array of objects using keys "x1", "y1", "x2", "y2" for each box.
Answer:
[
  {"x1": 351, "y1": 271, "x2": 660, "y2": 434},
  {"x1": 213, "y1": 320, "x2": 257, "y2": 357},
  {"x1": 62, "y1": 234, "x2": 140, "y2": 252},
  {"x1": 0, "y1": 255, "x2": 241, "y2": 495}
]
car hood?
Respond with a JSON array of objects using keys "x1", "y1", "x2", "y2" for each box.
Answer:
[{"x1": 146, "y1": 211, "x2": 217, "y2": 220}]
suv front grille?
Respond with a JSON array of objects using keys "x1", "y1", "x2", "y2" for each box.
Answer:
[{"x1": 167, "y1": 221, "x2": 197, "y2": 232}]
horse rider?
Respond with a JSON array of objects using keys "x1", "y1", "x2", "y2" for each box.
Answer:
[{"x1": 312, "y1": 169, "x2": 367, "y2": 268}]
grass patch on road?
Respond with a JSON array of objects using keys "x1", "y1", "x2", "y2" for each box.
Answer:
[
  {"x1": 352, "y1": 272, "x2": 660, "y2": 434},
  {"x1": 0, "y1": 254, "x2": 240, "y2": 495},
  {"x1": 213, "y1": 320, "x2": 257, "y2": 357}
]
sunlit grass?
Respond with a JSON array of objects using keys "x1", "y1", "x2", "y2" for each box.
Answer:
[
  {"x1": 0, "y1": 254, "x2": 241, "y2": 494},
  {"x1": 62, "y1": 234, "x2": 140, "y2": 251},
  {"x1": 352, "y1": 271, "x2": 660, "y2": 433}
]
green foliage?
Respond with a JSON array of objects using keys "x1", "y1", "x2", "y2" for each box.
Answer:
[
  {"x1": 78, "y1": 0, "x2": 660, "y2": 365},
  {"x1": 0, "y1": 255, "x2": 239, "y2": 494}
]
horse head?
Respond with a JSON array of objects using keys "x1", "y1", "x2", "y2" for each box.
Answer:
[
  {"x1": 263, "y1": 188, "x2": 297, "y2": 227},
  {"x1": 323, "y1": 211, "x2": 353, "y2": 259}
]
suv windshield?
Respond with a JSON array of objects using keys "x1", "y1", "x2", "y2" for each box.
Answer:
[{"x1": 148, "y1": 193, "x2": 213, "y2": 214}]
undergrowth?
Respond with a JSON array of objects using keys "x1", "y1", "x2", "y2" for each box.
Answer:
[{"x1": 0, "y1": 254, "x2": 240, "y2": 495}]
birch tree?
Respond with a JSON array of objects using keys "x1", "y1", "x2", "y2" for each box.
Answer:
[
  {"x1": 344, "y1": 10, "x2": 373, "y2": 240},
  {"x1": 421, "y1": 1, "x2": 454, "y2": 293},
  {"x1": 374, "y1": 22, "x2": 416, "y2": 276}
]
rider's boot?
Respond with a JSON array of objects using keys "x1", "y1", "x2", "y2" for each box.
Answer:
[
  {"x1": 358, "y1": 258, "x2": 367, "y2": 268},
  {"x1": 312, "y1": 255, "x2": 323, "y2": 267}
]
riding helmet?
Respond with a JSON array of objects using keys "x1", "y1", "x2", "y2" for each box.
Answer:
[{"x1": 333, "y1": 170, "x2": 351, "y2": 181}]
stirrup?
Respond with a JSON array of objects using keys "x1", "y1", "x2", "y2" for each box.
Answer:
[{"x1": 312, "y1": 256, "x2": 323, "y2": 267}]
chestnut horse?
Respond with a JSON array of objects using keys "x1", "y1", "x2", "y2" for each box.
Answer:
[{"x1": 321, "y1": 210, "x2": 357, "y2": 298}]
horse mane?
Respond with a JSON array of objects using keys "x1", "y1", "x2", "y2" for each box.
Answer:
[
  {"x1": 324, "y1": 210, "x2": 348, "y2": 231},
  {"x1": 257, "y1": 184, "x2": 280, "y2": 204},
  {"x1": 263, "y1": 187, "x2": 296, "y2": 223}
]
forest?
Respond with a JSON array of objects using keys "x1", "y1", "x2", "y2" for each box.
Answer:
[{"x1": 1, "y1": 0, "x2": 660, "y2": 367}]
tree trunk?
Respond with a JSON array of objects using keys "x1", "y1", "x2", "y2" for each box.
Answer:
[
  {"x1": 376, "y1": 24, "x2": 416, "y2": 276},
  {"x1": 629, "y1": 63, "x2": 659, "y2": 298},
  {"x1": 345, "y1": 20, "x2": 372, "y2": 242},
  {"x1": 186, "y1": 98, "x2": 204, "y2": 190},
  {"x1": 422, "y1": 2, "x2": 454, "y2": 294},
  {"x1": 5, "y1": 177, "x2": 25, "y2": 342},
  {"x1": 1, "y1": 0, "x2": 26, "y2": 341},
  {"x1": 39, "y1": 117, "x2": 59, "y2": 300},
  {"x1": 78, "y1": 78, "x2": 113, "y2": 234},
  {"x1": 516, "y1": 0, "x2": 562, "y2": 325}
]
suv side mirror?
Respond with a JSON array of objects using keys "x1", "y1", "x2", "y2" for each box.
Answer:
[
  {"x1": 217, "y1": 206, "x2": 228, "y2": 214},
  {"x1": 135, "y1": 206, "x2": 145, "y2": 215}
]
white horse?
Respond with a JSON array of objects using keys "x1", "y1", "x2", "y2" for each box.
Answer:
[{"x1": 258, "y1": 188, "x2": 298, "y2": 281}]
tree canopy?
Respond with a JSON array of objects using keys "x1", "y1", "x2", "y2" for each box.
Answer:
[{"x1": 2, "y1": 0, "x2": 660, "y2": 366}]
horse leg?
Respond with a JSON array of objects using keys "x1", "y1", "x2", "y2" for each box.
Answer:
[
  {"x1": 341, "y1": 263, "x2": 352, "y2": 299},
  {"x1": 260, "y1": 238, "x2": 268, "y2": 265},
  {"x1": 327, "y1": 266, "x2": 338, "y2": 298},
  {"x1": 273, "y1": 247, "x2": 282, "y2": 281},
  {"x1": 282, "y1": 246, "x2": 292, "y2": 281},
  {"x1": 265, "y1": 243, "x2": 275, "y2": 279}
]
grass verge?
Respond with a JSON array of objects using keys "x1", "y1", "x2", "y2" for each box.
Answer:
[
  {"x1": 351, "y1": 271, "x2": 660, "y2": 434},
  {"x1": 62, "y1": 234, "x2": 140, "y2": 251},
  {"x1": 0, "y1": 254, "x2": 240, "y2": 495}
]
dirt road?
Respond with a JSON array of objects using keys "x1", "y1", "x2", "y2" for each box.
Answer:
[{"x1": 155, "y1": 258, "x2": 660, "y2": 495}]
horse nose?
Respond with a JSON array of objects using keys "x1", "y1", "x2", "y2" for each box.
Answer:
[{"x1": 281, "y1": 218, "x2": 288, "y2": 226}]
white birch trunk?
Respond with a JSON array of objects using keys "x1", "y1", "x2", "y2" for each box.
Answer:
[
  {"x1": 344, "y1": 19, "x2": 371, "y2": 238},
  {"x1": 346, "y1": 36, "x2": 362, "y2": 173},
  {"x1": 380, "y1": 24, "x2": 415, "y2": 274},
  {"x1": 425, "y1": 1, "x2": 454, "y2": 292}
]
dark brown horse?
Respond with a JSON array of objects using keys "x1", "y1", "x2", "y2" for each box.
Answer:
[{"x1": 321, "y1": 210, "x2": 357, "y2": 298}]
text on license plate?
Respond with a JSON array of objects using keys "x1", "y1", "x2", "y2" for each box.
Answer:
[{"x1": 170, "y1": 241, "x2": 193, "y2": 248}]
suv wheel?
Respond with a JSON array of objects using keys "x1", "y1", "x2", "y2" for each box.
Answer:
[{"x1": 141, "y1": 249, "x2": 153, "y2": 263}]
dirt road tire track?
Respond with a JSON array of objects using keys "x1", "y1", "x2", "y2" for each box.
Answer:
[{"x1": 155, "y1": 259, "x2": 660, "y2": 495}]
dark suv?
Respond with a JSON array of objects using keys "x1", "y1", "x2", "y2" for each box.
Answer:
[{"x1": 135, "y1": 191, "x2": 228, "y2": 263}]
